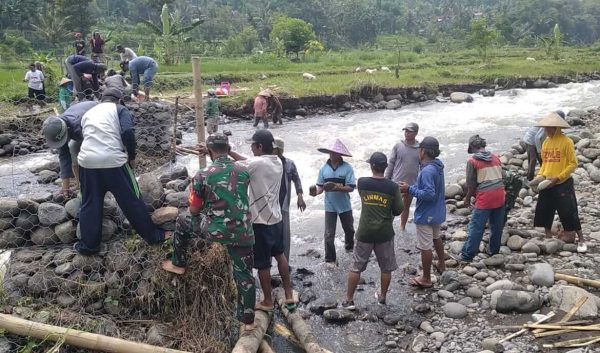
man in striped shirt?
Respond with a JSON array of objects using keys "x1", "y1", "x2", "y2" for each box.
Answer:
[{"x1": 458, "y1": 135, "x2": 506, "y2": 262}]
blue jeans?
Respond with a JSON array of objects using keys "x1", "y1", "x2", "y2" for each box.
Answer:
[{"x1": 461, "y1": 206, "x2": 505, "y2": 261}]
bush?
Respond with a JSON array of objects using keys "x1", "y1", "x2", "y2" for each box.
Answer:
[
  {"x1": 0, "y1": 45, "x2": 18, "y2": 63},
  {"x1": 3, "y1": 33, "x2": 33, "y2": 57}
]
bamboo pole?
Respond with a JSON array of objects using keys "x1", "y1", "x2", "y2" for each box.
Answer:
[
  {"x1": 535, "y1": 324, "x2": 600, "y2": 338},
  {"x1": 525, "y1": 324, "x2": 600, "y2": 331},
  {"x1": 542, "y1": 335, "x2": 600, "y2": 348},
  {"x1": 495, "y1": 320, "x2": 592, "y2": 331},
  {"x1": 498, "y1": 311, "x2": 555, "y2": 344},
  {"x1": 231, "y1": 310, "x2": 271, "y2": 353},
  {"x1": 555, "y1": 273, "x2": 600, "y2": 288},
  {"x1": 0, "y1": 314, "x2": 190, "y2": 353},
  {"x1": 258, "y1": 340, "x2": 275, "y2": 353},
  {"x1": 171, "y1": 96, "x2": 180, "y2": 163},
  {"x1": 274, "y1": 288, "x2": 330, "y2": 353},
  {"x1": 192, "y1": 56, "x2": 206, "y2": 169},
  {"x1": 533, "y1": 297, "x2": 587, "y2": 334}
]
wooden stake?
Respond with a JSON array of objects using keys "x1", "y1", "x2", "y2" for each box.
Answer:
[
  {"x1": 274, "y1": 288, "x2": 330, "y2": 353},
  {"x1": 0, "y1": 314, "x2": 190, "y2": 353},
  {"x1": 231, "y1": 310, "x2": 271, "y2": 353},
  {"x1": 171, "y1": 96, "x2": 180, "y2": 163},
  {"x1": 525, "y1": 323, "x2": 600, "y2": 331},
  {"x1": 533, "y1": 296, "x2": 587, "y2": 334},
  {"x1": 498, "y1": 312, "x2": 555, "y2": 344},
  {"x1": 192, "y1": 56, "x2": 206, "y2": 169},
  {"x1": 555, "y1": 273, "x2": 600, "y2": 288}
]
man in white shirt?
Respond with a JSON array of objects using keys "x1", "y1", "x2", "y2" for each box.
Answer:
[
  {"x1": 229, "y1": 129, "x2": 297, "y2": 312},
  {"x1": 75, "y1": 88, "x2": 168, "y2": 255},
  {"x1": 24, "y1": 63, "x2": 45, "y2": 103},
  {"x1": 117, "y1": 45, "x2": 137, "y2": 63}
]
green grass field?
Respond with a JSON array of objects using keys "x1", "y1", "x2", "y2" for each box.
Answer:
[{"x1": 1, "y1": 47, "x2": 599, "y2": 113}]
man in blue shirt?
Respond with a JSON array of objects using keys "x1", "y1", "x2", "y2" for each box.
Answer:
[
  {"x1": 311, "y1": 139, "x2": 356, "y2": 266},
  {"x1": 121, "y1": 56, "x2": 158, "y2": 101}
]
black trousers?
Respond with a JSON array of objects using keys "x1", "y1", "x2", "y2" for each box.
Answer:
[
  {"x1": 324, "y1": 211, "x2": 355, "y2": 262},
  {"x1": 76, "y1": 164, "x2": 164, "y2": 254}
]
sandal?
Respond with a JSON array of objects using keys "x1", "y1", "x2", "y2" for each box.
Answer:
[
  {"x1": 255, "y1": 303, "x2": 274, "y2": 313},
  {"x1": 284, "y1": 299, "x2": 297, "y2": 312},
  {"x1": 409, "y1": 277, "x2": 433, "y2": 288},
  {"x1": 433, "y1": 262, "x2": 446, "y2": 275}
]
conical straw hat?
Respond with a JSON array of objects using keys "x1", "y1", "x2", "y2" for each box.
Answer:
[
  {"x1": 59, "y1": 77, "x2": 72, "y2": 86},
  {"x1": 258, "y1": 89, "x2": 273, "y2": 97},
  {"x1": 535, "y1": 112, "x2": 570, "y2": 128},
  {"x1": 318, "y1": 139, "x2": 352, "y2": 157}
]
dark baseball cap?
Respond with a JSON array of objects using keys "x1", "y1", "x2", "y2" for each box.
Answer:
[
  {"x1": 403, "y1": 122, "x2": 419, "y2": 132},
  {"x1": 247, "y1": 129, "x2": 276, "y2": 148},
  {"x1": 420, "y1": 136, "x2": 439, "y2": 150},
  {"x1": 366, "y1": 152, "x2": 388, "y2": 166},
  {"x1": 206, "y1": 133, "x2": 229, "y2": 147},
  {"x1": 42, "y1": 116, "x2": 68, "y2": 149},
  {"x1": 467, "y1": 134, "x2": 486, "y2": 153}
]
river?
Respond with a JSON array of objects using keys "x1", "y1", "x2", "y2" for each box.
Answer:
[{"x1": 1, "y1": 81, "x2": 600, "y2": 352}]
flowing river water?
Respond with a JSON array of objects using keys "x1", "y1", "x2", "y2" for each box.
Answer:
[{"x1": 2, "y1": 81, "x2": 600, "y2": 351}]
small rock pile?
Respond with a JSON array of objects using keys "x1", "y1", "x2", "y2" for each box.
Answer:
[{"x1": 0, "y1": 132, "x2": 46, "y2": 157}]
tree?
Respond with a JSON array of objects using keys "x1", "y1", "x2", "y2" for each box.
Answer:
[
  {"x1": 270, "y1": 16, "x2": 316, "y2": 58},
  {"x1": 539, "y1": 24, "x2": 563, "y2": 60},
  {"x1": 56, "y1": 0, "x2": 95, "y2": 36},
  {"x1": 30, "y1": 12, "x2": 71, "y2": 50},
  {"x1": 142, "y1": 3, "x2": 203, "y2": 65},
  {"x1": 468, "y1": 18, "x2": 497, "y2": 62}
]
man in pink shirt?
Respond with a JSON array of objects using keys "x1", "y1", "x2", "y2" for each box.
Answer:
[{"x1": 253, "y1": 89, "x2": 270, "y2": 128}]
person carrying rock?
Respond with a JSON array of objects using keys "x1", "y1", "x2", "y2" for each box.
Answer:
[
  {"x1": 42, "y1": 101, "x2": 99, "y2": 196},
  {"x1": 343, "y1": 152, "x2": 403, "y2": 309},
  {"x1": 205, "y1": 89, "x2": 220, "y2": 134},
  {"x1": 228, "y1": 129, "x2": 297, "y2": 312},
  {"x1": 530, "y1": 112, "x2": 586, "y2": 252},
  {"x1": 457, "y1": 135, "x2": 506, "y2": 263},
  {"x1": 273, "y1": 137, "x2": 306, "y2": 263},
  {"x1": 162, "y1": 133, "x2": 257, "y2": 332},
  {"x1": 523, "y1": 110, "x2": 566, "y2": 181},
  {"x1": 385, "y1": 122, "x2": 420, "y2": 231},
  {"x1": 310, "y1": 139, "x2": 356, "y2": 266},
  {"x1": 75, "y1": 88, "x2": 169, "y2": 255},
  {"x1": 399, "y1": 136, "x2": 445, "y2": 288}
]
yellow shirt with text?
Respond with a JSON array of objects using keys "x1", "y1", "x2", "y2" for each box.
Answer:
[{"x1": 538, "y1": 133, "x2": 577, "y2": 183}]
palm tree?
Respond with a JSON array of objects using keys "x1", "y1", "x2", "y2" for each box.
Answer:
[{"x1": 30, "y1": 12, "x2": 71, "y2": 50}]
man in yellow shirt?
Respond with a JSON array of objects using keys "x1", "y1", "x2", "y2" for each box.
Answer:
[{"x1": 532, "y1": 112, "x2": 585, "y2": 251}]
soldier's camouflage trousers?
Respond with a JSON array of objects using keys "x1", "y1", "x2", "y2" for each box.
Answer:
[{"x1": 171, "y1": 212, "x2": 256, "y2": 324}]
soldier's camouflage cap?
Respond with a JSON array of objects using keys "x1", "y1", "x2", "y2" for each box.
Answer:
[{"x1": 206, "y1": 133, "x2": 229, "y2": 147}]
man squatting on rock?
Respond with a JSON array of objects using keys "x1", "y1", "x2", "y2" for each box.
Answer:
[
  {"x1": 162, "y1": 133, "x2": 257, "y2": 331},
  {"x1": 343, "y1": 152, "x2": 403, "y2": 309},
  {"x1": 42, "y1": 101, "x2": 98, "y2": 195},
  {"x1": 75, "y1": 88, "x2": 169, "y2": 255}
]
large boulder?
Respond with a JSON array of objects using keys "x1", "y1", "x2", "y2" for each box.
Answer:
[
  {"x1": 385, "y1": 99, "x2": 402, "y2": 110},
  {"x1": 0, "y1": 200, "x2": 19, "y2": 218},
  {"x1": 29, "y1": 160, "x2": 60, "y2": 174},
  {"x1": 38, "y1": 203, "x2": 68, "y2": 226},
  {"x1": 138, "y1": 173, "x2": 165, "y2": 210},
  {"x1": 450, "y1": 92, "x2": 474, "y2": 104},
  {"x1": 486, "y1": 279, "x2": 520, "y2": 293},
  {"x1": 490, "y1": 290, "x2": 541, "y2": 313},
  {"x1": 152, "y1": 207, "x2": 179, "y2": 225},
  {"x1": 550, "y1": 285, "x2": 600, "y2": 318},
  {"x1": 36, "y1": 170, "x2": 59, "y2": 184},
  {"x1": 65, "y1": 198, "x2": 81, "y2": 219},
  {"x1": 159, "y1": 166, "x2": 189, "y2": 185},
  {"x1": 165, "y1": 192, "x2": 189, "y2": 208},
  {"x1": 529, "y1": 263, "x2": 554, "y2": 287},
  {"x1": 442, "y1": 302, "x2": 468, "y2": 319},
  {"x1": 31, "y1": 227, "x2": 60, "y2": 246},
  {"x1": 55, "y1": 221, "x2": 77, "y2": 243},
  {"x1": 0, "y1": 229, "x2": 26, "y2": 248},
  {"x1": 445, "y1": 184, "x2": 463, "y2": 199}
]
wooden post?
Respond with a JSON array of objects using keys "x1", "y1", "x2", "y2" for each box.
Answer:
[
  {"x1": 192, "y1": 56, "x2": 206, "y2": 169},
  {"x1": 555, "y1": 273, "x2": 600, "y2": 288},
  {"x1": 171, "y1": 96, "x2": 180, "y2": 163},
  {"x1": 274, "y1": 288, "x2": 331, "y2": 353},
  {"x1": 0, "y1": 314, "x2": 191, "y2": 353},
  {"x1": 231, "y1": 310, "x2": 271, "y2": 353}
]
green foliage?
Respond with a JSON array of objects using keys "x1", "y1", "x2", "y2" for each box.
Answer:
[
  {"x1": 3, "y1": 33, "x2": 33, "y2": 57},
  {"x1": 538, "y1": 24, "x2": 564, "y2": 60},
  {"x1": 270, "y1": 16, "x2": 316, "y2": 57},
  {"x1": 468, "y1": 18, "x2": 498, "y2": 62}
]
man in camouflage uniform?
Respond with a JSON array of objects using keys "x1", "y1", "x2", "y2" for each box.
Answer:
[{"x1": 162, "y1": 134, "x2": 256, "y2": 330}]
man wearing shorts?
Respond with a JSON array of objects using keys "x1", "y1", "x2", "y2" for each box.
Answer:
[
  {"x1": 399, "y1": 137, "x2": 446, "y2": 288},
  {"x1": 343, "y1": 152, "x2": 403, "y2": 309},
  {"x1": 229, "y1": 129, "x2": 296, "y2": 312},
  {"x1": 41, "y1": 101, "x2": 99, "y2": 195}
]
